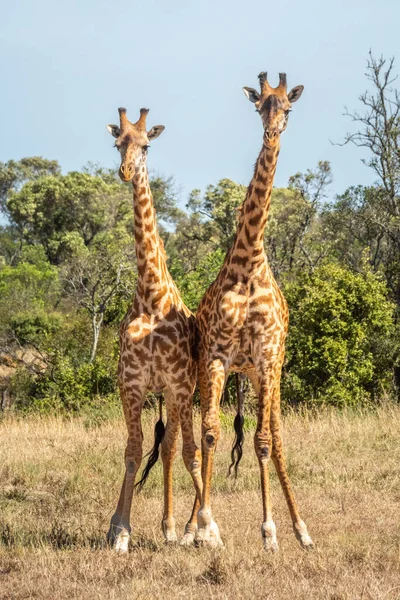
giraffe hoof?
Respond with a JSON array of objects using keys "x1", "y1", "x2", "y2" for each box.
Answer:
[
  {"x1": 294, "y1": 521, "x2": 314, "y2": 550},
  {"x1": 114, "y1": 531, "x2": 130, "y2": 553},
  {"x1": 107, "y1": 522, "x2": 131, "y2": 553},
  {"x1": 209, "y1": 519, "x2": 224, "y2": 549},
  {"x1": 263, "y1": 538, "x2": 279, "y2": 553},
  {"x1": 297, "y1": 531, "x2": 314, "y2": 550},
  {"x1": 180, "y1": 531, "x2": 196, "y2": 546},
  {"x1": 194, "y1": 526, "x2": 210, "y2": 547},
  {"x1": 162, "y1": 520, "x2": 178, "y2": 544},
  {"x1": 194, "y1": 520, "x2": 224, "y2": 549},
  {"x1": 301, "y1": 536, "x2": 314, "y2": 550},
  {"x1": 261, "y1": 520, "x2": 278, "y2": 553},
  {"x1": 164, "y1": 531, "x2": 178, "y2": 545}
]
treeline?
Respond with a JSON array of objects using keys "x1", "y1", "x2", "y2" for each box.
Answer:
[{"x1": 0, "y1": 53, "x2": 399, "y2": 412}]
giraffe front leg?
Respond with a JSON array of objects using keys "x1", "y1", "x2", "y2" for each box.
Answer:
[
  {"x1": 108, "y1": 383, "x2": 145, "y2": 553},
  {"x1": 107, "y1": 473, "x2": 127, "y2": 546},
  {"x1": 180, "y1": 495, "x2": 200, "y2": 546},
  {"x1": 195, "y1": 358, "x2": 225, "y2": 549},
  {"x1": 177, "y1": 388, "x2": 203, "y2": 546}
]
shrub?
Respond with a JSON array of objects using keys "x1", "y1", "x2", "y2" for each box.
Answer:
[{"x1": 282, "y1": 262, "x2": 396, "y2": 407}]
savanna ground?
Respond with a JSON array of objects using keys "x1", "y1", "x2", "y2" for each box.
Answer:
[{"x1": 0, "y1": 405, "x2": 399, "y2": 600}]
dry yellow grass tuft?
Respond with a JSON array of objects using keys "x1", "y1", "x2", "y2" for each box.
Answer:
[{"x1": 0, "y1": 406, "x2": 400, "y2": 599}]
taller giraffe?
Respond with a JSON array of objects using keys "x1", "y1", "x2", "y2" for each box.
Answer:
[
  {"x1": 195, "y1": 72, "x2": 314, "y2": 551},
  {"x1": 106, "y1": 107, "x2": 202, "y2": 552}
]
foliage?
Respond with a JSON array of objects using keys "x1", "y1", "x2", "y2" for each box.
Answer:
[
  {"x1": 186, "y1": 178, "x2": 246, "y2": 251},
  {"x1": 0, "y1": 157, "x2": 60, "y2": 210},
  {"x1": 171, "y1": 248, "x2": 225, "y2": 312},
  {"x1": 61, "y1": 228, "x2": 135, "y2": 361},
  {"x1": 283, "y1": 262, "x2": 396, "y2": 407},
  {"x1": 0, "y1": 252, "x2": 61, "y2": 370},
  {"x1": 5, "y1": 172, "x2": 132, "y2": 264}
]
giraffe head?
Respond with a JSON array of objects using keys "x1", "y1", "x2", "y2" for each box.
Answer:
[
  {"x1": 243, "y1": 72, "x2": 304, "y2": 144},
  {"x1": 107, "y1": 108, "x2": 165, "y2": 182}
]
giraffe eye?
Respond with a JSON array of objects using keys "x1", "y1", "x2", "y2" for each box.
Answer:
[{"x1": 143, "y1": 145, "x2": 150, "y2": 152}]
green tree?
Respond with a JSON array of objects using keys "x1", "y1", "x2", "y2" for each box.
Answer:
[
  {"x1": 5, "y1": 172, "x2": 132, "y2": 264},
  {"x1": 61, "y1": 228, "x2": 135, "y2": 362},
  {"x1": 186, "y1": 178, "x2": 246, "y2": 251},
  {"x1": 171, "y1": 248, "x2": 226, "y2": 312},
  {"x1": 0, "y1": 157, "x2": 60, "y2": 212},
  {"x1": 0, "y1": 247, "x2": 61, "y2": 378}
]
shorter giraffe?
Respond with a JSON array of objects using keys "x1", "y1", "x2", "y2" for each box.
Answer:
[
  {"x1": 195, "y1": 72, "x2": 314, "y2": 551},
  {"x1": 106, "y1": 107, "x2": 202, "y2": 552}
]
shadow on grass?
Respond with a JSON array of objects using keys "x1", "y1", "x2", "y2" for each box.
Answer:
[
  {"x1": 0, "y1": 520, "x2": 105, "y2": 550},
  {"x1": 0, "y1": 519, "x2": 164, "y2": 553}
]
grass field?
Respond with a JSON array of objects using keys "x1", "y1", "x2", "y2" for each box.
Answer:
[{"x1": 0, "y1": 405, "x2": 400, "y2": 599}]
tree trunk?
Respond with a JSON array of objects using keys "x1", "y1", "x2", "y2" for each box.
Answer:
[{"x1": 90, "y1": 313, "x2": 104, "y2": 363}]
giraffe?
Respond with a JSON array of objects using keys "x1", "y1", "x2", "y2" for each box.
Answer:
[
  {"x1": 106, "y1": 107, "x2": 202, "y2": 552},
  {"x1": 194, "y1": 72, "x2": 314, "y2": 551}
]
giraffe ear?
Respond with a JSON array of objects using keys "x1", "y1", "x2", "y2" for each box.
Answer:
[
  {"x1": 287, "y1": 85, "x2": 304, "y2": 103},
  {"x1": 106, "y1": 124, "x2": 120, "y2": 138},
  {"x1": 242, "y1": 87, "x2": 260, "y2": 103},
  {"x1": 147, "y1": 125, "x2": 165, "y2": 140}
]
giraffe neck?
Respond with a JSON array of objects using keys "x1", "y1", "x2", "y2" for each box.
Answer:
[
  {"x1": 132, "y1": 163, "x2": 166, "y2": 287},
  {"x1": 229, "y1": 137, "x2": 280, "y2": 271}
]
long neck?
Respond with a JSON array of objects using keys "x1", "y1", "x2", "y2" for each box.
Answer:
[
  {"x1": 229, "y1": 138, "x2": 280, "y2": 270},
  {"x1": 132, "y1": 163, "x2": 166, "y2": 287}
]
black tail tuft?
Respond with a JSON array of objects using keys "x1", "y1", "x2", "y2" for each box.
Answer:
[
  {"x1": 135, "y1": 398, "x2": 165, "y2": 492},
  {"x1": 228, "y1": 412, "x2": 245, "y2": 478},
  {"x1": 228, "y1": 373, "x2": 245, "y2": 478}
]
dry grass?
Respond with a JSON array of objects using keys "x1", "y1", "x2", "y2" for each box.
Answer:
[{"x1": 0, "y1": 405, "x2": 400, "y2": 599}]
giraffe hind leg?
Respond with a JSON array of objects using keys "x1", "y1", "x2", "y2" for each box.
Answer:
[
  {"x1": 252, "y1": 366, "x2": 278, "y2": 552},
  {"x1": 249, "y1": 368, "x2": 313, "y2": 550},
  {"x1": 270, "y1": 396, "x2": 314, "y2": 549},
  {"x1": 160, "y1": 389, "x2": 179, "y2": 544}
]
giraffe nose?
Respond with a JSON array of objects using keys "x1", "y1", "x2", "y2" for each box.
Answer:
[{"x1": 119, "y1": 162, "x2": 134, "y2": 181}]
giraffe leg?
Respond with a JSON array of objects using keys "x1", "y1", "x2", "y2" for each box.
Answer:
[
  {"x1": 160, "y1": 389, "x2": 179, "y2": 544},
  {"x1": 181, "y1": 496, "x2": 200, "y2": 546},
  {"x1": 251, "y1": 365, "x2": 279, "y2": 552},
  {"x1": 270, "y1": 371, "x2": 314, "y2": 549},
  {"x1": 248, "y1": 368, "x2": 313, "y2": 550},
  {"x1": 107, "y1": 473, "x2": 126, "y2": 544},
  {"x1": 108, "y1": 383, "x2": 145, "y2": 553},
  {"x1": 195, "y1": 358, "x2": 225, "y2": 549},
  {"x1": 177, "y1": 388, "x2": 203, "y2": 546}
]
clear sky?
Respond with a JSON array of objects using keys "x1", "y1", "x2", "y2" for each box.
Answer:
[{"x1": 1, "y1": 0, "x2": 399, "y2": 211}]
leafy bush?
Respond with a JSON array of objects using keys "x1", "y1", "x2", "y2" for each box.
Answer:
[
  {"x1": 282, "y1": 262, "x2": 396, "y2": 407},
  {"x1": 12, "y1": 353, "x2": 118, "y2": 414}
]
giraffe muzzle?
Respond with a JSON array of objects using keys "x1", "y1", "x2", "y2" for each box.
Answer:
[
  {"x1": 264, "y1": 130, "x2": 279, "y2": 145},
  {"x1": 119, "y1": 162, "x2": 135, "y2": 182}
]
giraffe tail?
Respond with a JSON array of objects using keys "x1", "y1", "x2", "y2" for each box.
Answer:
[
  {"x1": 228, "y1": 373, "x2": 245, "y2": 478},
  {"x1": 134, "y1": 395, "x2": 165, "y2": 492}
]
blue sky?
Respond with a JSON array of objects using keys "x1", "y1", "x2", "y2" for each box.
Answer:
[{"x1": 1, "y1": 0, "x2": 399, "y2": 212}]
